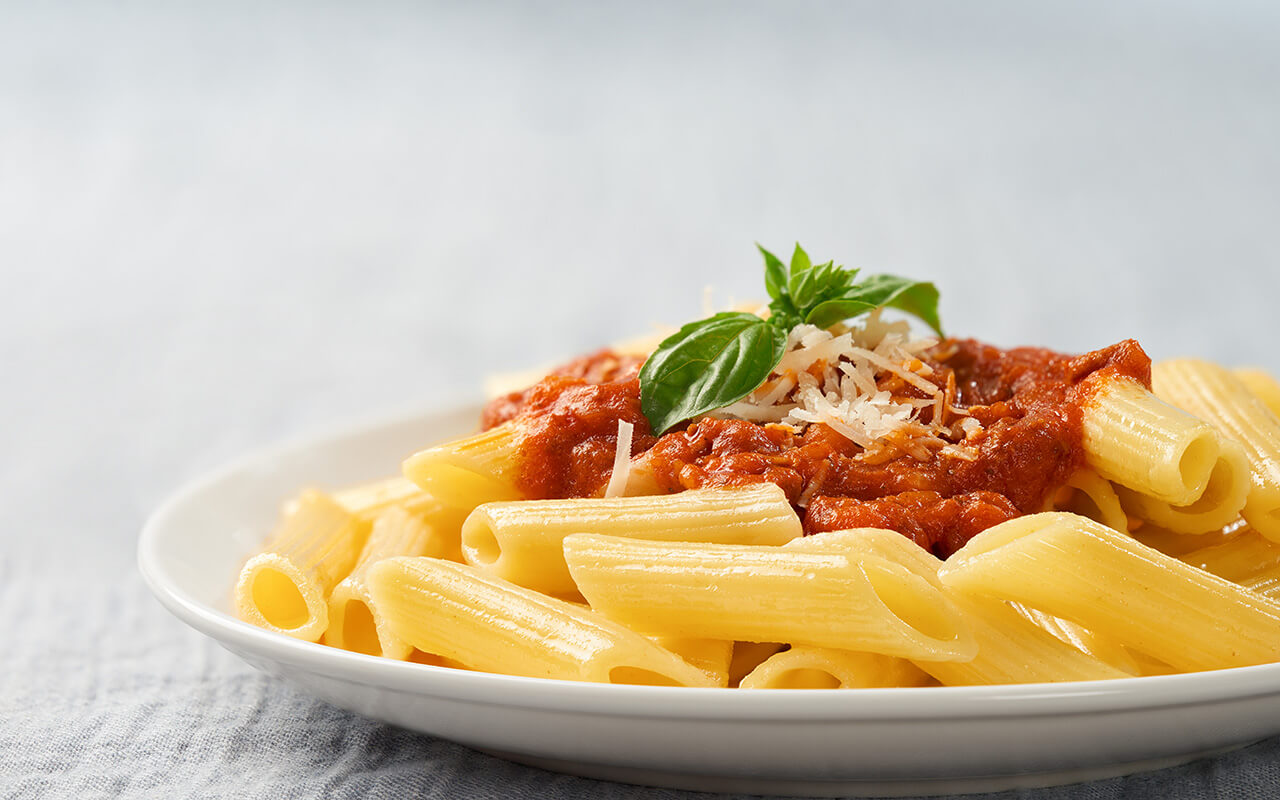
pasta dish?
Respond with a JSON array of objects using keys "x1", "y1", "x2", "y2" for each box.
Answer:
[{"x1": 230, "y1": 243, "x2": 1280, "y2": 690}]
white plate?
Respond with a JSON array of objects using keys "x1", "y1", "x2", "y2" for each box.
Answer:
[{"x1": 139, "y1": 403, "x2": 1280, "y2": 797}]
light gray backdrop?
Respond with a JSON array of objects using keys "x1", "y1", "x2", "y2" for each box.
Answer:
[{"x1": 4, "y1": 2, "x2": 1280, "y2": 798}]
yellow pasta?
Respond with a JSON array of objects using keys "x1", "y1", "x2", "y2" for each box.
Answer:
[
  {"x1": 1153, "y1": 359, "x2": 1280, "y2": 542},
  {"x1": 366, "y1": 556, "x2": 717, "y2": 686},
  {"x1": 564, "y1": 533, "x2": 978, "y2": 662},
  {"x1": 790, "y1": 529, "x2": 1129, "y2": 684},
  {"x1": 461, "y1": 484, "x2": 802, "y2": 596},
  {"x1": 235, "y1": 489, "x2": 369, "y2": 642},
  {"x1": 651, "y1": 637, "x2": 734, "y2": 687},
  {"x1": 325, "y1": 506, "x2": 455, "y2": 659},
  {"x1": 1042, "y1": 470, "x2": 1129, "y2": 532},
  {"x1": 1178, "y1": 527, "x2": 1280, "y2": 586},
  {"x1": 939, "y1": 512, "x2": 1280, "y2": 671},
  {"x1": 1014, "y1": 606, "x2": 1144, "y2": 676},
  {"x1": 333, "y1": 476, "x2": 427, "y2": 523},
  {"x1": 1116, "y1": 439, "x2": 1251, "y2": 534},
  {"x1": 739, "y1": 645, "x2": 932, "y2": 689},
  {"x1": 402, "y1": 423, "x2": 523, "y2": 512},
  {"x1": 1082, "y1": 378, "x2": 1223, "y2": 506},
  {"x1": 1234, "y1": 367, "x2": 1280, "y2": 418},
  {"x1": 1130, "y1": 519, "x2": 1246, "y2": 557},
  {"x1": 727, "y1": 642, "x2": 787, "y2": 687}
]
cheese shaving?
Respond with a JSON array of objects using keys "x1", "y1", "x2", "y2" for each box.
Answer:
[
  {"x1": 713, "y1": 310, "x2": 966, "y2": 457},
  {"x1": 603, "y1": 420, "x2": 634, "y2": 498}
]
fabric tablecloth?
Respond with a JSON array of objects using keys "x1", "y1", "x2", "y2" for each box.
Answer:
[{"x1": 5, "y1": 2, "x2": 1280, "y2": 797}]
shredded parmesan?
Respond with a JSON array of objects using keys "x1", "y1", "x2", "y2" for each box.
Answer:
[
  {"x1": 712, "y1": 310, "x2": 970, "y2": 458},
  {"x1": 603, "y1": 420, "x2": 634, "y2": 498}
]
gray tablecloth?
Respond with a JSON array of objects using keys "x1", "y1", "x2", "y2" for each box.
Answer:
[{"x1": 5, "y1": 2, "x2": 1280, "y2": 797}]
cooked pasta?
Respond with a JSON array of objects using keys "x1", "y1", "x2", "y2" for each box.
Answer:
[
  {"x1": 1153, "y1": 359, "x2": 1280, "y2": 542},
  {"x1": 235, "y1": 489, "x2": 369, "y2": 642},
  {"x1": 460, "y1": 483, "x2": 801, "y2": 596},
  {"x1": 939, "y1": 512, "x2": 1280, "y2": 671},
  {"x1": 563, "y1": 533, "x2": 978, "y2": 662},
  {"x1": 366, "y1": 556, "x2": 717, "y2": 686},
  {"x1": 228, "y1": 252, "x2": 1280, "y2": 689}
]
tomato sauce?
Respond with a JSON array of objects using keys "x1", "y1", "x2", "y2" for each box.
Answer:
[{"x1": 480, "y1": 338, "x2": 1151, "y2": 558}]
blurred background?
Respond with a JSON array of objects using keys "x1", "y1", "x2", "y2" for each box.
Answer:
[{"x1": 4, "y1": 1, "x2": 1280, "y2": 796}]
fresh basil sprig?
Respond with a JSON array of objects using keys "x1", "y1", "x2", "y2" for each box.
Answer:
[{"x1": 638, "y1": 243, "x2": 942, "y2": 434}]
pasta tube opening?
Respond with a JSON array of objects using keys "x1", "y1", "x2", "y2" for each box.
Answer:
[
  {"x1": 1176, "y1": 435, "x2": 1219, "y2": 496},
  {"x1": 238, "y1": 554, "x2": 328, "y2": 639},
  {"x1": 462, "y1": 520, "x2": 502, "y2": 566},
  {"x1": 861, "y1": 561, "x2": 963, "y2": 645},
  {"x1": 1119, "y1": 441, "x2": 1251, "y2": 534},
  {"x1": 1084, "y1": 378, "x2": 1221, "y2": 506},
  {"x1": 759, "y1": 668, "x2": 842, "y2": 689},
  {"x1": 249, "y1": 563, "x2": 311, "y2": 631},
  {"x1": 334, "y1": 598, "x2": 382, "y2": 657}
]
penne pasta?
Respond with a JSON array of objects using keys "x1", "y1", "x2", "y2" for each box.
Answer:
[
  {"x1": 1153, "y1": 359, "x2": 1280, "y2": 542},
  {"x1": 564, "y1": 533, "x2": 978, "y2": 662},
  {"x1": 651, "y1": 637, "x2": 734, "y2": 687},
  {"x1": 1042, "y1": 470, "x2": 1130, "y2": 533},
  {"x1": 325, "y1": 505, "x2": 459, "y2": 659},
  {"x1": 790, "y1": 529, "x2": 1129, "y2": 684},
  {"x1": 228, "y1": 253, "x2": 1280, "y2": 690},
  {"x1": 939, "y1": 512, "x2": 1280, "y2": 672},
  {"x1": 402, "y1": 423, "x2": 524, "y2": 512},
  {"x1": 739, "y1": 645, "x2": 932, "y2": 689},
  {"x1": 1115, "y1": 439, "x2": 1251, "y2": 535},
  {"x1": 235, "y1": 490, "x2": 369, "y2": 642},
  {"x1": 1177, "y1": 527, "x2": 1280, "y2": 588},
  {"x1": 461, "y1": 484, "x2": 802, "y2": 596},
  {"x1": 1082, "y1": 377, "x2": 1223, "y2": 507},
  {"x1": 1233, "y1": 367, "x2": 1280, "y2": 419},
  {"x1": 333, "y1": 475, "x2": 429, "y2": 523},
  {"x1": 727, "y1": 642, "x2": 787, "y2": 687},
  {"x1": 366, "y1": 556, "x2": 717, "y2": 686}
]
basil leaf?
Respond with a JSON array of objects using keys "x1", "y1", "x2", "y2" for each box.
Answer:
[
  {"x1": 640, "y1": 312, "x2": 789, "y2": 434},
  {"x1": 788, "y1": 261, "x2": 859, "y2": 319},
  {"x1": 804, "y1": 274, "x2": 943, "y2": 334},
  {"x1": 789, "y1": 243, "x2": 811, "y2": 277},
  {"x1": 758, "y1": 244, "x2": 788, "y2": 303}
]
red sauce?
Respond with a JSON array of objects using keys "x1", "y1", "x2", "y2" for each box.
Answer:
[{"x1": 479, "y1": 338, "x2": 1152, "y2": 558}]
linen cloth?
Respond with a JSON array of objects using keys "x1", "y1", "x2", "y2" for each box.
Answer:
[{"x1": 5, "y1": 2, "x2": 1280, "y2": 798}]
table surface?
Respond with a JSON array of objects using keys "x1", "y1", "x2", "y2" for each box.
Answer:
[{"x1": 5, "y1": 2, "x2": 1280, "y2": 798}]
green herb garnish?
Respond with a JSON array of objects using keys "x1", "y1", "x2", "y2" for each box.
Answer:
[{"x1": 638, "y1": 243, "x2": 942, "y2": 434}]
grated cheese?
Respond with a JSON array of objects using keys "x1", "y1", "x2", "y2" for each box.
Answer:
[
  {"x1": 712, "y1": 310, "x2": 969, "y2": 457},
  {"x1": 603, "y1": 420, "x2": 634, "y2": 498}
]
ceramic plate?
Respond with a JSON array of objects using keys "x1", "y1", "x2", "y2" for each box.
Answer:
[{"x1": 138, "y1": 403, "x2": 1280, "y2": 797}]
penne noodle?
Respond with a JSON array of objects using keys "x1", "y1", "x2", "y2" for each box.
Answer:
[
  {"x1": 651, "y1": 637, "x2": 734, "y2": 687},
  {"x1": 739, "y1": 645, "x2": 932, "y2": 689},
  {"x1": 1116, "y1": 440, "x2": 1251, "y2": 535},
  {"x1": 402, "y1": 423, "x2": 524, "y2": 512},
  {"x1": 1129, "y1": 519, "x2": 1247, "y2": 557},
  {"x1": 333, "y1": 475, "x2": 429, "y2": 524},
  {"x1": 727, "y1": 642, "x2": 787, "y2": 687},
  {"x1": 1153, "y1": 359, "x2": 1280, "y2": 542},
  {"x1": 1233, "y1": 367, "x2": 1280, "y2": 419},
  {"x1": 367, "y1": 556, "x2": 717, "y2": 686},
  {"x1": 939, "y1": 512, "x2": 1280, "y2": 672},
  {"x1": 1042, "y1": 470, "x2": 1129, "y2": 533},
  {"x1": 235, "y1": 490, "x2": 370, "y2": 642},
  {"x1": 461, "y1": 484, "x2": 802, "y2": 596},
  {"x1": 326, "y1": 505, "x2": 458, "y2": 659},
  {"x1": 1082, "y1": 378, "x2": 1223, "y2": 507},
  {"x1": 790, "y1": 529, "x2": 1129, "y2": 683},
  {"x1": 1177, "y1": 527, "x2": 1280, "y2": 587},
  {"x1": 564, "y1": 533, "x2": 978, "y2": 662}
]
